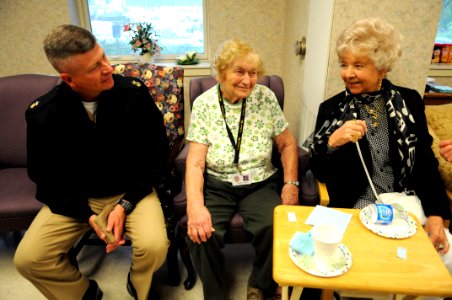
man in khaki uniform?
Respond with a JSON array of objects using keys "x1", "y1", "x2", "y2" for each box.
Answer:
[{"x1": 14, "y1": 24, "x2": 169, "y2": 300}]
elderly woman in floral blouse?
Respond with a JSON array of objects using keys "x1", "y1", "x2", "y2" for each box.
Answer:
[{"x1": 184, "y1": 39, "x2": 298, "y2": 300}]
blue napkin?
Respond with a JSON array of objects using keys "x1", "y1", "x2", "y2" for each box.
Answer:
[{"x1": 289, "y1": 231, "x2": 314, "y2": 256}]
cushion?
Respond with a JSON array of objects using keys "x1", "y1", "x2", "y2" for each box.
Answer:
[
  {"x1": 425, "y1": 103, "x2": 452, "y2": 192},
  {"x1": 427, "y1": 124, "x2": 452, "y2": 192},
  {"x1": 425, "y1": 103, "x2": 452, "y2": 140}
]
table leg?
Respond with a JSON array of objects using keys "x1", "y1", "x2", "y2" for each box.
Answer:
[
  {"x1": 321, "y1": 289, "x2": 334, "y2": 300},
  {"x1": 290, "y1": 287, "x2": 303, "y2": 300},
  {"x1": 282, "y1": 286, "x2": 289, "y2": 300}
]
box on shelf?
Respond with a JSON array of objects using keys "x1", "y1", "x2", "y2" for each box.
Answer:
[
  {"x1": 432, "y1": 43, "x2": 452, "y2": 64},
  {"x1": 432, "y1": 44, "x2": 442, "y2": 63}
]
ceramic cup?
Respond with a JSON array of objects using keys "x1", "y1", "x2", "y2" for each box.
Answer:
[{"x1": 311, "y1": 223, "x2": 343, "y2": 272}]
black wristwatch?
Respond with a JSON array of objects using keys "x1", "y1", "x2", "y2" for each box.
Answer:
[{"x1": 117, "y1": 199, "x2": 134, "y2": 215}]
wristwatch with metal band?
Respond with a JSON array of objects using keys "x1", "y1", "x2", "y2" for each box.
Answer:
[
  {"x1": 284, "y1": 180, "x2": 300, "y2": 187},
  {"x1": 117, "y1": 199, "x2": 134, "y2": 215}
]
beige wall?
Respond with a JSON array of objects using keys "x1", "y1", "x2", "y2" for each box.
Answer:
[
  {"x1": 0, "y1": 0, "x2": 444, "y2": 142},
  {"x1": 432, "y1": 76, "x2": 452, "y2": 86},
  {"x1": 325, "y1": 0, "x2": 442, "y2": 99},
  {"x1": 0, "y1": 0, "x2": 295, "y2": 135},
  {"x1": 208, "y1": 0, "x2": 286, "y2": 76},
  {"x1": 207, "y1": 0, "x2": 302, "y2": 135},
  {"x1": 280, "y1": 0, "x2": 309, "y2": 136},
  {"x1": 0, "y1": 0, "x2": 79, "y2": 76},
  {"x1": 0, "y1": 0, "x2": 286, "y2": 76}
]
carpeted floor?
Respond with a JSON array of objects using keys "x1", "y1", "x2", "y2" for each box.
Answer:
[{"x1": 0, "y1": 231, "x2": 253, "y2": 300}]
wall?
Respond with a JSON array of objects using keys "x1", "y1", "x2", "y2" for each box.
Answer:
[
  {"x1": 0, "y1": 0, "x2": 78, "y2": 76},
  {"x1": 207, "y1": 0, "x2": 286, "y2": 76},
  {"x1": 281, "y1": 0, "x2": 309, "y2": 140},
  {"x1": 0, "y1": 0, "x2": 293, "y2": 136},
  {"x1": 0, "y1": 1, "x2": 286, "y2": 77},
  {"x1": 0, "y1": 0, "x2": 443, "y2": 144},
  {"x1": 325, "y1": 0, "x2": 442, "y2": 99},
  {"x1": 296, "y1": 0, "x2": 335, "y2": 145},
  {"x1": 431, "y1": 77, "x2": 452, "y2": 86},
  {"x1": 188, "y1": 0, "x2": 290, "y2": 134}
]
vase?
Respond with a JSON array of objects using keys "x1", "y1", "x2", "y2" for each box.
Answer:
[{"x1": 140, "y1": 53, "x2": 154, "y2": 63}]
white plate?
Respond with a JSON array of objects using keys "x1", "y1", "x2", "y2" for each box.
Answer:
[
  {"x1": 289, "y1": 244, "x2": 352, "y2": 277},
  {"x1": 359, "y1": 206, "x2": 417, "y2": 239}
]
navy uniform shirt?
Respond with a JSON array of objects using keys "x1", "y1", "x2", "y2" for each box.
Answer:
[{"x1": 26, "y1": 74, "x2": 169, "y2": 221}]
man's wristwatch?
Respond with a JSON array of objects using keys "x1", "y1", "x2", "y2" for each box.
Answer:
[
  {"x1": 117, "y1": 199, "x2": 134, "y2": 215},
  {"x1": 284, "y1": 180, "x2": 300, "y2": 187}
]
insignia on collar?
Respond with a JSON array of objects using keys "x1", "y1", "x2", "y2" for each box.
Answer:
[
  {"x1": 29, "y1": 101, "x2": 39, "y2": 109},
  {"x1": 131, "y1": 80, "x2": 141, "y2": 87}
]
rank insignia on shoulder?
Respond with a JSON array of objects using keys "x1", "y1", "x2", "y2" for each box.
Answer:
[
  {"x1": 29, "y1": 100, "x2": 40, "y2": 109},
  {"x1": 131, "y1": 80, "x2": 141, "y2": 87}
]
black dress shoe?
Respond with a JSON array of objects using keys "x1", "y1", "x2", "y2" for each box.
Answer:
[
  {"x1": 82, "y1": 280, "x2": 103, "y2": 300},
  {"x1": 127, "y1": 272, "x2": 160, "y2": 300}
]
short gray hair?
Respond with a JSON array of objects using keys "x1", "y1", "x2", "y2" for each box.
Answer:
[
  {"x1": 336, "y1": 18, "x2": 402, "y2": 72},
  {"x1": 44, "y1": 24, "x2": 97, "y2": 72}
]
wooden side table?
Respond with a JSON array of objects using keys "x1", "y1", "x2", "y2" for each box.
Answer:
[{"x1": 273, "y1": 205, "x2": 452, "y2": 300}]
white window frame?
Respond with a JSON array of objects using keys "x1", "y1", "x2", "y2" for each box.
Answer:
[{"x1": 76, "y1": 0, "x2": 209, "y2": 63}]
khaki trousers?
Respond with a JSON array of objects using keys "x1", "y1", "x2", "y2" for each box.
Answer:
[{"x1": 14, "y1": 191, "x2": 169, "y2": 300}]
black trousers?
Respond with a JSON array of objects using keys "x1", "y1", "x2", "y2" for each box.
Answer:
[{"x1": 187, "y1": 173, "x2": 281, "y2": 300}]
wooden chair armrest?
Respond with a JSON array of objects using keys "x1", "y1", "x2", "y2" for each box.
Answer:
[{"x1": 317, "y1": 181, "x2": 330, "y2": 207}]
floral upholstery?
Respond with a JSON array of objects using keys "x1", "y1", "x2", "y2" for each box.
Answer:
[
  {"x1": 426, "y1": 103, "x2": 452, "y2": 192},
  {"x1": 113, "y1": 63, "x2": 184, "y2": 151}
]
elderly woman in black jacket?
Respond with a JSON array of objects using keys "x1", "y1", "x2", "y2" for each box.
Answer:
[{"x1": 309, "y1": 18, "x2": 452, "y2": 279}]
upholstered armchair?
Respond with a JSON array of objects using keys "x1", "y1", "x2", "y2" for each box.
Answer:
[
  {"x1": 425, "y1": 102, "x2": 452, "y2": 228},
  {"x1": 0, "y1": 75, "x2": 59, "y2": 240},
  {"x1": 173, "y1": 75, "x2": 316, "y2": 290}
]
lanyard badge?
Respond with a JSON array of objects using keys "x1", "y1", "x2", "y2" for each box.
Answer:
[{"x1": 217, "y1": 85, "x2": 252, "y2": 185}]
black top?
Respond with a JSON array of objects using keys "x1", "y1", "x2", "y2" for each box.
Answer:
[
  {"x1": 310, "y1": 84, "x2": 451, "y2": 220},
  {"x1": 26, "y1": 74, "x2": 169, "y2": 221}
]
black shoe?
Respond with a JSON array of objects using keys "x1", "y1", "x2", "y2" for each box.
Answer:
[
  {"x1": 82, "y1": 280, "x2": 103, "y2": 300},
  {"x1": 127, "y1": 272, "x2": 160, "y2": 300}
]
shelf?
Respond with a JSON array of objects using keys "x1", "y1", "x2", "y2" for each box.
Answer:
[
  {"x1": 423, "y1": 92, "x2": 452, "y2": 105},
  {"x1": 429, "y1": 64, "x2": 452, "y2": 77}
]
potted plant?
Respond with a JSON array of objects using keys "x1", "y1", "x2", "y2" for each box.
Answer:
[
  {"x1": 177, "y1": 51, "x2": 199, "y2": 65},
  {"x1": 124, "y1": 22, "x2": 162, "y2": 62}
]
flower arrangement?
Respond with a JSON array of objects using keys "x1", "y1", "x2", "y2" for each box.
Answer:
[
  {"x1": 124, "y1": 22, "x2": 161, "y2": 56},
  {"x1": 177, "y1": 51, "x2": 199, "y2": 65}
]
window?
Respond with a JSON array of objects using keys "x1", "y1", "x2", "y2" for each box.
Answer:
[
  {"x1": 435, "y1": 0, "x2": 452, "y2": 44},
  {"x1": 78, "y1": 0, "x2": 206, "y2": 61}
]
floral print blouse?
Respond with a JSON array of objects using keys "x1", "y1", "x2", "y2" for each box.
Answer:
[{"x1": 187, "y1": 84, "x2": 288, "y2": 183}]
